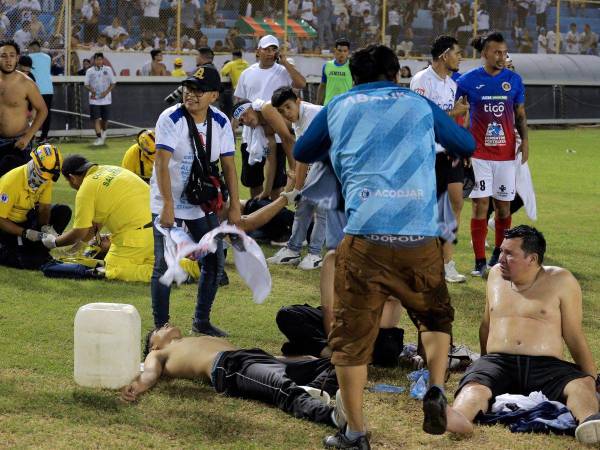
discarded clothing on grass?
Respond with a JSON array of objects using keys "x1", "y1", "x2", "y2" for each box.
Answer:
[
  {"x1": 476, "y1": 391, "x2": 576, "y2": 435},
  {"x1": 156, "y1": 220, "x2": 271, "y2": 303}
]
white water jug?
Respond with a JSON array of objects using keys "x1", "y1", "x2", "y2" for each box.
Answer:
[{"x1": 74, "y1": 303, "x2": 141, "y2": 389}]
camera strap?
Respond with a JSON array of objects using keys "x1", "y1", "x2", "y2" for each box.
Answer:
[{"x1": 182, "y1": 105, "x2": 213, "y2": 177}]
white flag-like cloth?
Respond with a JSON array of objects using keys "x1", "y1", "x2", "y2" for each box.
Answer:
[
  {"x1": 515, "y1": 154, "x2": 537, "y2": 221},
  {"x1": 155, "y1": 219, "x2": 271, "y2": 304}
]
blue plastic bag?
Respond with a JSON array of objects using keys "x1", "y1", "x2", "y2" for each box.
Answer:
[{"x1": 408, "y1": 369, "x2": 430, "y2": 400}]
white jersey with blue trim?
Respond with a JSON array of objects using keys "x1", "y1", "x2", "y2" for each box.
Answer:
[
  {"x1": 410, "y1": 66, "x2": 457, "y2": 154},
  {"x1": 150, "y1": 104, "x2": 235, "y2": 220}
]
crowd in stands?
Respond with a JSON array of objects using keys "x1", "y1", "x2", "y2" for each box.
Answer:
[{"x1": 1, "y1": 0, "x2": 599, "y2": 72}]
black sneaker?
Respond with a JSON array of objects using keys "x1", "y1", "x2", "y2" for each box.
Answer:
[
  {"x1": 576, "y1": 412, "x2": 600, "y2": 444},
  {"x1": 422, "y1": 386, "x2": 448, "y2": 435},
  {"x1": 487, "y1": 247, "x2": 501, "y2": 268},
  {"x1": 323, "y1": 429, "x2": 370, "y2": 449},
  {"x1": 470, "y1": 259, "x2": 488, "y2": 277},
  {"x1": 218, "y1": 271, "x2": 229, "y2": 287},
  {"x1": 191, "y1": 321, "x2": 229, "y2": 337}
]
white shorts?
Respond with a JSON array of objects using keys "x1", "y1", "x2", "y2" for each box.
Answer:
[{"x1": 469, "y1": 158, "x2": 516, "y2": 201}]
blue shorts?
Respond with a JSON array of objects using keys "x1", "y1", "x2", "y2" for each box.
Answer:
[{"x1": 325, "y1": 209, "x2": 346, "y2": 250}]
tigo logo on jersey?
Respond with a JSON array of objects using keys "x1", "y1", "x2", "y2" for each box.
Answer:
[{"x1": 484, "y1": 103, "x2": 505, "y2": 118}]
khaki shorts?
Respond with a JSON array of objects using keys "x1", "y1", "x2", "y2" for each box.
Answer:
[{"x1": 330, "y1": 235, "x2": 454, "y2": 366}]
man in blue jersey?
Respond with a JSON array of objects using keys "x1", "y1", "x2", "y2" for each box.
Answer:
[{"x1": 294, "y1": 45, "x2": 476, "y2": 449}]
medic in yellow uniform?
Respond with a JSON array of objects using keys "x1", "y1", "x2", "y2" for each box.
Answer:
[
  {"x1": 121, "y1": 129, "x2": 156, "y2": 183},
  {"x1": 0, "y1": 144, "x2": 71, "y2": 269},
  {"x1": 43, "y1": 154, "x2": 199, "y2": 282},
  {"x1": 43, "y1": 154, "x2": 155, "y2": 282}
]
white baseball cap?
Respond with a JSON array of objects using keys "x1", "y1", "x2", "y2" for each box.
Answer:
[{"x1": 258, "y1": 35, "x2": 279, "y2": 49}]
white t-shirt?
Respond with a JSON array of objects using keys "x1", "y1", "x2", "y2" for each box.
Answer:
[
  {"x1": 292, "y1": 101, "x2": 322, "y2": 138},
  {"x1": 410, "y1": 65, "x2": 456, "y2": 153},
  {"x1": 150, "y1": 104, "x2": 235, "y2": 220},
  {"x1": 13, "y1": 29, "x2": 32, "y2": 49},
  {"x1": 537, "y1": 34, "x2": 548, "y2": 53},
  {"x1": 477, "y1": 10, "x2": 490, "y2": 30},
  {"x1": 84, "y1": 65, "x2": 116, "y2": 105},
  {"x1": 566, "y1": 30, "x2": 580, "y2": 54},
  {"x1": 535, "y1": 0, "x2": 549, "y2": 14},
  {"x1": 388, "y1": 10, "x2": 400, "y2": 26},
  {"x1": 300, "y1": 0, "x2": 315, "y2": 21},
  {"x1": 234, "y1": 62, "x2": 293, "y2": 143},
  {"x1": 102, "y1": 25, "x2": 128, "y2": 39},
  {"x1": 142, "y1": 0, "x2": 160, "y2": 17},
  {"x1": 546, "y1": 30, "x2": 557, "y2": 52}
]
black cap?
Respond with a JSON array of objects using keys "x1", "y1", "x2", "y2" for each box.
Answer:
[
  {"x1": 18, "y1": 55, "x2": 33, "y2": 68},
  {"x1": 61, "y1": 154, "x2": 95, "y2": 177},
  {"x1": 182, "y1": 65, "x2": 221, "y2": 92}
]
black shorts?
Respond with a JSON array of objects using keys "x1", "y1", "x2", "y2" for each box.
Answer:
[
  {"x1": 90, "y1": 104, "x2": 111, "y2": 121},
  {"x1": 240, "y1": 142, "x2": 287, "y2": 189},
  {"x1": 457, "y1": 353, "x2": 592, "y2": 403},
  {"x1": 435, "y1": 153, "x2": 465, "y2": 197}
]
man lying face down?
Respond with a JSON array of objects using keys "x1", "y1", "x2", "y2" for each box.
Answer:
[{"x1": 446, "y1": 225, "x2": 600, "y2": 445}]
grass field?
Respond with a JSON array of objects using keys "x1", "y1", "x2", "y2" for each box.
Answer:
[{"x1": 1, "y1": 129, "x2": 599, "y2": 449}]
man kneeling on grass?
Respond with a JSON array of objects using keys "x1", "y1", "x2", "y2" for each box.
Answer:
[
  {"x1": 121, "y1": 325, "x2": 346, "y2": 429},
  {"x1": 446, "y1": 225, "x2": 600, "y2": 445}
]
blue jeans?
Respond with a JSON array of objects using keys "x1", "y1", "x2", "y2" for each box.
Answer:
[
  {"x1": 151, "y1": 213, "x2": 224, "y2": 328},
  {"x1": 287, "y1": 198, "x2": 326, "y2": 255}
]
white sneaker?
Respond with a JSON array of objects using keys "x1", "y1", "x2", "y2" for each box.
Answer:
[
  {"x1": 266, "y1": 247, "x2": 300, "y2": 265},
  {"x1": 101, "y1": 130, "x2": 107, "y2": 139},
  {"x1": 444, "y1": 260, "x2": 466, "y2": 283},
  {"x1": 298, "y1": 253, "x2": 323, "y2": 270},
  {"x1": 576, "y1": 414, "x2": 600, "y2": 444},
  {"x1": 92, "y1": 137, "x2": 102, "y2": 146}
]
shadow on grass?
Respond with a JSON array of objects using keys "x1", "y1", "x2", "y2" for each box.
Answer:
[{"x1": 72, "y1": 390, "x2": 122, "y2": 412}]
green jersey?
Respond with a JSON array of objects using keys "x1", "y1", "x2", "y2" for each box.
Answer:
[{"x1": 322, "y1": 59, "x2": 353, "y2": 105}]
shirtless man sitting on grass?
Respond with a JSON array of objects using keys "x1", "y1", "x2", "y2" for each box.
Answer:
[
  {"x1": 446, "y1": 225, "x2": 600, "y2": 445},
  {"x1": 121, "y1": 325, "x2": 346, "y2": 429}
]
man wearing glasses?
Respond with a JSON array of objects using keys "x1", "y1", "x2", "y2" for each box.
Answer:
[{"x1": 150, "y1": 65, "x2": 241, "y2": 337}]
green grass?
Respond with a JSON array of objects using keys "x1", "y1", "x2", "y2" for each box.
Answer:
[{"x1": 1, "y1": 129, "x2": 599, "y2": 449}]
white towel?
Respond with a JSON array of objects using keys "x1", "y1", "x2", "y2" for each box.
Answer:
[
  {"x1": 515, "y1": 154, "x2": 537, "y2": 221},
  {"x1": 156, "y1": 220, "x2": 272, "y2": 304}
]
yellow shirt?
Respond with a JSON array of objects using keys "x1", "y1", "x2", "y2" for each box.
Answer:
[
  {"x1": 121, "y1": 144, "x2": 154, "y2": 182},
  {"x1": 0, "y1": 165, "x2": 52, "y2": 223},
  {"x1": 220, "y1": 58, "x2": 250, "y2": 89},
  {"x1": 73, "y1": 165, "x2": 151, "y2": 240},
  {"x1": 171, "y1": 67, "x2": 187, "y2": 77}
]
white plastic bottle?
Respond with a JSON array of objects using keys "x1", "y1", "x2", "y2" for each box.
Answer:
[{"x1": 74, "y1": 303, "x2": 141, "y2": 389}]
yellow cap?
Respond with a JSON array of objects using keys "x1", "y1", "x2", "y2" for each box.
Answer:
[
  {"x1": 30, "y1": 143, "x2": 62, "y2": 182},
  {"x1": 174, "y1": 57, "x2": 184, "y2": 66}
]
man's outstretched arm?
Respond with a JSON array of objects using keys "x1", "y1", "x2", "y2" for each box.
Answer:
[{"x1": 121, "y1": 352, "x2": 165, "y2": 402}]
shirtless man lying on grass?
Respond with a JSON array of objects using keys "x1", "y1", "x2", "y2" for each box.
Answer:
[
  {"x1": 446, "y1": 225, "x2": 600, "y2": 445},
  {"x1": 121, "y1": 325, "x2": 346, "y2": 429}
]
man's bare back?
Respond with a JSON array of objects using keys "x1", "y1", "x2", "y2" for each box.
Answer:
[{"x1": 485, "y1": 265, "x2": 568, "y2": 358}]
